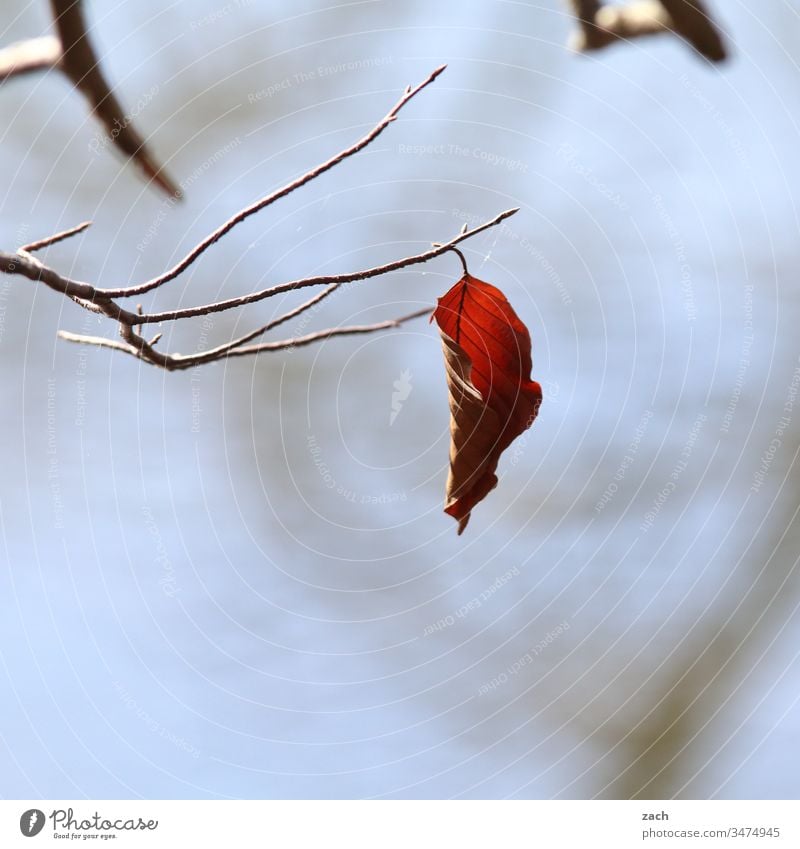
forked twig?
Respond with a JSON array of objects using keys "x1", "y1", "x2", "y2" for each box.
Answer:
[
  {"x1": 100, "y1": 64, "x2": 448, "y2": 299},
  {"x1": 0, "y1": 67, "x2": 518, "y2": 371}
]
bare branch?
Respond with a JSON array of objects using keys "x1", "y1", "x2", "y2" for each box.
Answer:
[
  {"x1": 184, "y1": 284, "x2": 342, "y2": 367},
  {"x1": 56, "y1": 330, "x2": 139, "y2": 356},
  {"x1": 131, "y1": 207, "x2": 519, "y2": 325},
  {"x1": 1, "y1": 202, "x2": 516, "y2": 370},
  {"x1": 0, "y1": 36, "x2": 61, "y2": 82},
  {"x1": 50, "y1": 0, "x2": 180, "y2": 196},
  {"x1": 1, "y1": 250, "x2": 98, "y2": 301},
  {"x1": 570, "y1": 1, "x2": 668, "y2": 51},
  {"x1": 175, "y1": 307, "x2": 434, "y2": 367},
  {"x1": 101, "y1": 64, "x2": 449, "y2": 299},
  {"x1": 1, "y1": 1, "x2": 178, "y2": 195},
  {"x1": 435, "y1": 244, "x2": 470, "y2": 277},
  {"x1": 571, "y1": 0, "x2": 603, "y2": 27},
  {"x1": 118, "y1": 321, "x2": 174, "y2": 368},
  {"x1": 26, "y1": 206, "x2": 512, "y2": 369},
  {"x1": 0, "y1": 64, "x2": 515, "y2": 373},
  {"x1": 567, "y1": 0, "x2": 727, "y2": 61},
  {"x1": 21, "y1": 220, "x2": 92, "y2": 253},
  {"x1": 658, "y1": 0, "x2": 727, "y2": 61},
  {"x1": 57, "y1": 306, "x2": 433, "y2": 370}
]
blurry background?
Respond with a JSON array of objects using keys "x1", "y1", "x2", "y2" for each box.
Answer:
[{"x1": 1, "y1": 0, "x2": 799, "y2": 799}]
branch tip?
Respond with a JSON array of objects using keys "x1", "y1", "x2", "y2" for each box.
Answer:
[
  {"x1": 1, "y1": 61, "x2": 507, "y2": 371},
  {"x1": 21, "y1": 220, "x2": 93, "y2": 253},
  {"x1": 100, "y1": 65, "x2": 449, "y2": 299}
]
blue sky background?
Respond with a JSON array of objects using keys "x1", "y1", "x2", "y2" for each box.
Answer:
[{"x1": 1, "y1": 0, "x2": 799, "y2": 798}]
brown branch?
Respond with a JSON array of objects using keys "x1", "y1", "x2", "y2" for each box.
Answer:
[
  {"x1": 56, "y1": 330, "x2": 138, "y2": 356},
  {"x1": 50, "y1": 0, "x2": 180, "y2": 196},
  {"x1": 0, "y1": 201, "x2": 516, "y2": 358},
  {"x1": 12, "y1": 206, "x2": 513, "y2": 370},
  {"x1": 437, "y1": 245, "x2": 470, "y2": 277},
  {"x1": 117, "y1": 322, "x2": 174, "y2": 368},
  {"x1": 0, "y1": 36, "x2": 61, "y2": 82},
  {"x1": 184, "y1": 284, "x2": 341, "y2": 367},
  {"x1": 0, "y1": 65, "x2": 516, "y2": 372},
  {"x1": 0, "y1": 251, "x2": 133, "y2": 323},
  {"x1": 129, "y1": 207, "x2": 518, "y2": 326},
  {"x1": 58, "y1": 307, "x2": 433, "y2": 370},
  {"x1": 100, "y1": 64, "x2": 448, "y2": 299},
  {"x1": 2, "y1": 206, "x2": 515, "y2": 370},
  {"x1": 1, "y1": 1, "x2": 177, "y2": 196},
  {"x1": 215, "y1": 308, "x2": 434, "y2": 361},
  {"x1": 567, "y1": 0, "x2": 727, "y2": 61},
  {"x1": 658, "y1": 0, "x2": 727, "y2": 61},
  {"x1": 572, "y1": 1, "x2": 670, "y2": 50},
  {"x1": 571, "y1": 0, "x2": 603, "y2": 27},
  {"x1": 21, "y1": 220, "x2": 92, "y2": 252}
]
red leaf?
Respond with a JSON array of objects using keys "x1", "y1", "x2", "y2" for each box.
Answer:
[{"x1": 433, "y1": 274, "x2": 542, "y2": 533}]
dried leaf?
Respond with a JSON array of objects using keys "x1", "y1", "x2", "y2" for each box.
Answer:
[{"x1": 433, "y1": 274, "x2": 542, "y2": 533}]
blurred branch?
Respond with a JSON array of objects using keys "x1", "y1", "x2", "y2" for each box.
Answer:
[
  {"x1": 60, "y1": 308, "x2": 436, "y2": 369},
  {"x1": 567, "y1": 0, "x2": 727, "y2": 61},
  {"x1": 0, "y1": 0, "x2": 178, "y2": 195},
  {"x1": 0, "y1": 35, "x2": 61, "y2": 81},
  {"x1": 0, "y1": 67, "x2": 517, "y2": 371},
  {"x1": 658, "y1": 0, "x2": 727, "y2": 61}
]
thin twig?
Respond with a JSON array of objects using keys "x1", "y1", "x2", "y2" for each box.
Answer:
[
  {"x1": 56, "y1": 331, "x2": 138, "y2": 356},
  {"x1": 435, "y1": 244, "x2": 470, "y2": 277},
  {"x1": 1, "y1": 64, "x2": 514, "y2": 372},
  {"x1": 58, "y1": 306, "x2": 433, "y2": 369},
  {"x1": 118, "y1": 321, "x2": 173, "y2": 367},
  {"x1": 217, "y1": 307, "x2": 433, "y2": 361},
  {"x1": 184, "y1": 284, "x2": 341, "y2": 367},
  {"x1": 33, "y1": 206, "x2": 513, "y2": 368},
  {"x1": 21, "y1": 220, "x2": 92, "y2": 252},
  {"x1": 131, "y1": 207, "x2": 518, "y2": 325},
  {"x1": 100, "y1": 64, "x2": 448, "y2": 299},
  {"x1": 1, "y1": 204, "x2": 516, "y2": 370}
]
